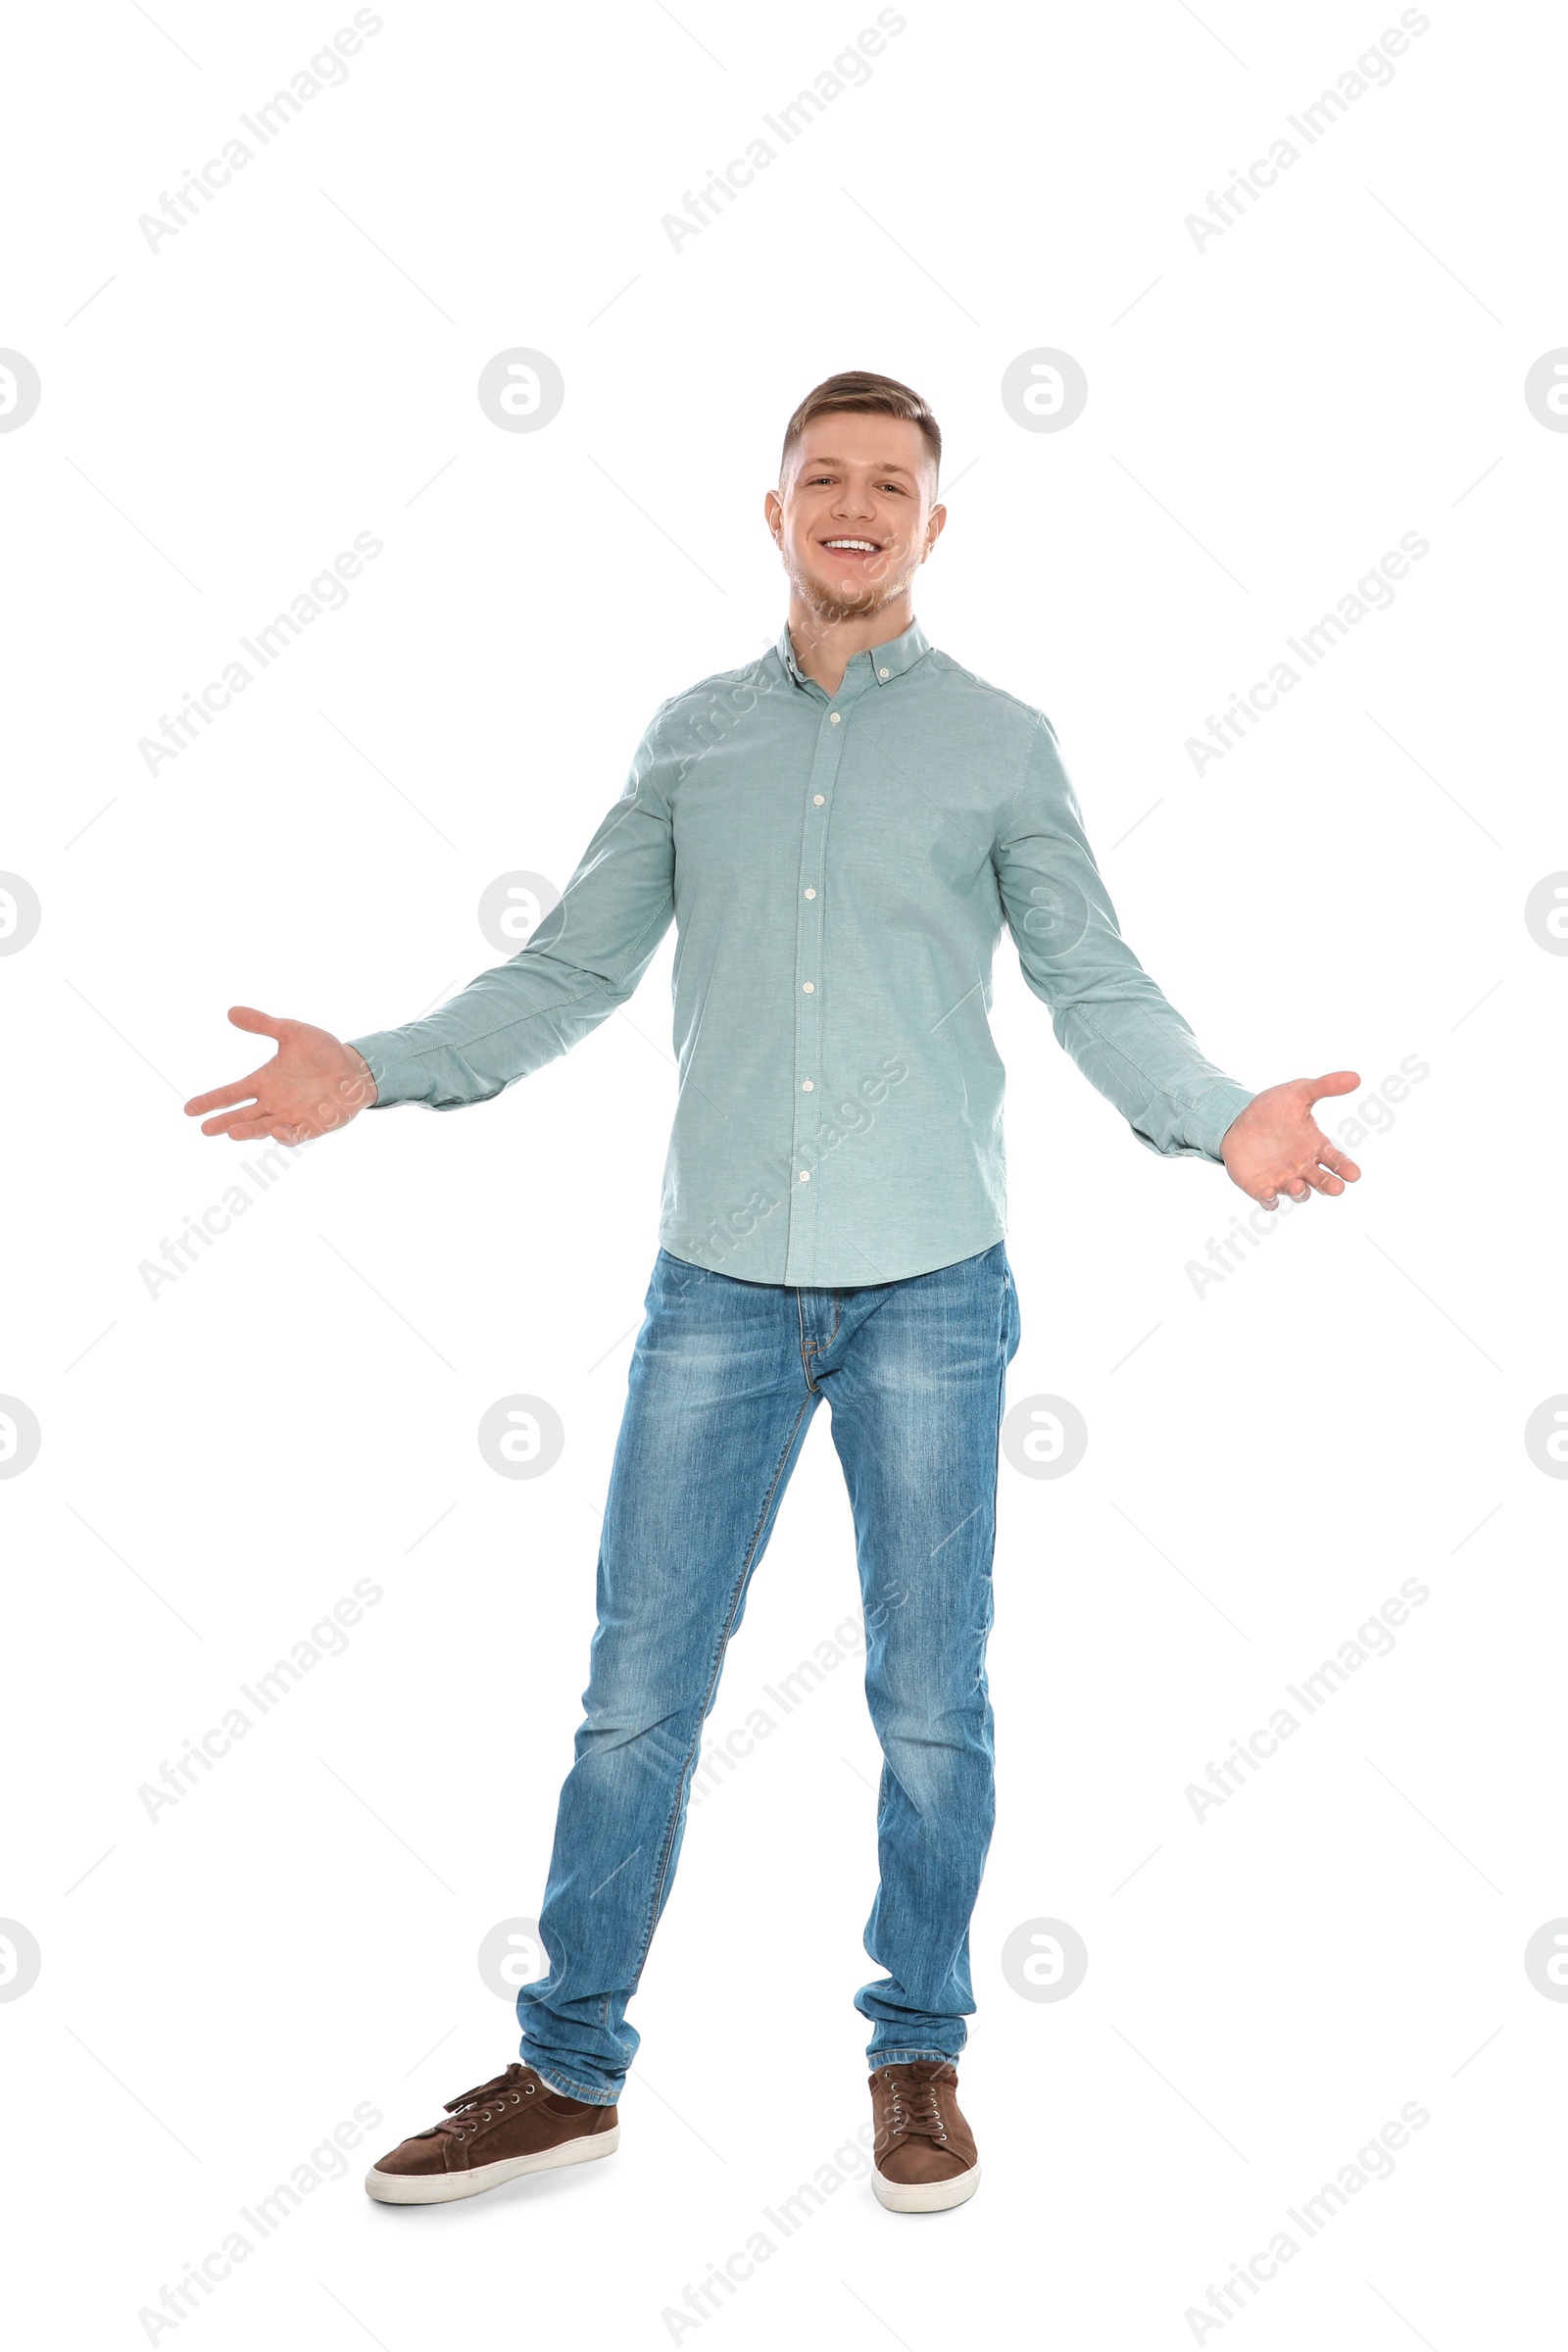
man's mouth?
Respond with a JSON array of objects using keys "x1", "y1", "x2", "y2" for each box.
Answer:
[{"x1": 819, "y1": 537, "x2": 884, "y2": 562}]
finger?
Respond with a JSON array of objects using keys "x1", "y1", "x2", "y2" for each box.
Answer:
[
  {"x1": 1302, "y1": 1164, "x2": 1344, "y2": 1196},
  {"x1": 226, "y1": 1004, "x2": 293, "y2": 1042},
  {"x1": 184, "y1": 1066, "x2": 269, "y2": 1116},
  {"x1": 1304, "y1": 1068, "x2": 1360, "y2": 1104},
  {"x1": 1314, "y1": 1139, "x2": 1361, "y2": 1183},
  {"x1": 197, "y1": 1109, "x2": 270, "y2": 1140},
  {"x1": 220, "y1": 1115, "x2": 311, "y2": 1144}
]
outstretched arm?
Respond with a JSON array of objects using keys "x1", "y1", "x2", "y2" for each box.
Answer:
[
  {"x1": 184, "y1": 710, "x2": 675, "y2": 1142},
  {"x1": 996, "y1": 716, "x2": 1359, "y2": 1208}
]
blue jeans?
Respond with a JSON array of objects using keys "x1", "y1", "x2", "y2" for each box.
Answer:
[{"x1": 516, "y1": 1241, "x2": 1022, "y2": 2101}]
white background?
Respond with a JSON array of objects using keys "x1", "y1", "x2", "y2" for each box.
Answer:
[{"x1": 3, "y1": 1, "x2": 1564, "y2": 2344}]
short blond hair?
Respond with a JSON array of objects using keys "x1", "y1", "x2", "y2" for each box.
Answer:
[{"x1": 780, "y1": 370, "x2": 941, "y2": 485}]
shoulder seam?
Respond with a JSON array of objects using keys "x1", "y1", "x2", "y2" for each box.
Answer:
[
  {"x1": 998, "y1": 710, "x2": 1056, "y2": 847},
  {"x1": 927, "y1": 646, "x2": 1052, "y2": 730},
  {"x1": 652, "y1": 647, "x2": 782, "y2": 723}
]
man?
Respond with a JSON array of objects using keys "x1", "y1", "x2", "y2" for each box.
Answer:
[{"x1": 187, "y1": 371, "x2": 1359, "y2": 2214}]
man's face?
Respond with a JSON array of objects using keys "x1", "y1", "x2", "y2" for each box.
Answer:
[{"x1": 765, "y1": 412, "x2": 945, "y2": 623}]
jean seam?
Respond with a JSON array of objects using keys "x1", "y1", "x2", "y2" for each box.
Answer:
[
  {"x1": 630, "y1": 1388, "x2": 815, "y2": 1983},
  {"x1": 796, "y1": 1289, "x2": 820, "y2": 1392},
  {"x1": 867, "y1": 1256, "x2": 1010, "y2": 2062},
  {"x1": 982, "y1": 1260, "x2": 1011, "y2": 1669}
]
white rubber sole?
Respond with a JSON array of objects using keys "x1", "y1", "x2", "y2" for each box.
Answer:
[
  {"x1": 365, "y1": 2124, "x2": 620, "y2": 2204},
  {"x1": 872, "y1": 2160, "x2": 980, "y2": 2213}
]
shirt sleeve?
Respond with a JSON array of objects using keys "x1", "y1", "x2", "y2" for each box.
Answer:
[
  {"x1": 993, "y1": 714, "x2": 1253, "y2": 1161},
  {"x1": 349, "y1": 710, "x2": 676, "y2": 1111}
]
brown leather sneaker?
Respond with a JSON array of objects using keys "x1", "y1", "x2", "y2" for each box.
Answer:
[
  {"x1": 868, "y1": 2060, "x2": 980, "y2": 2212},
  {"x1": 365, "y1": 2062, "x2": 618, "y2": 2204}
]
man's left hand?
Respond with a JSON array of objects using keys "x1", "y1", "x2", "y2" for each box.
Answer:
[{"x1": 1220, "y1": 1072, "x2": 1362, "y2": 1208}]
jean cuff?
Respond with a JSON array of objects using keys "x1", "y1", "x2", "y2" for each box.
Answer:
[
  {"x1": 867, "y1": 2045, "x2": 965, "y2": 2071},
  {"x1": 523, "y1": 2056, "x2": 620, "y2": 2106}
]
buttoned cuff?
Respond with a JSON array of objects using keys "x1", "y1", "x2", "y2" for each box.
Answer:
[
  {"x1": 346, "y1": 1029, "x2": 430, "y2": 1109},
  {"x1": 1135, "y1": 1077, "x2": 1255, "y2": 1164},
  {"x1": 1185, "y1": 1077, "x2": 1256, "y2": 1161}
]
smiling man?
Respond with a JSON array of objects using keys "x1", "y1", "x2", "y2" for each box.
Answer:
[{"x1": 187, "y1": 369, "x2": 1359, "y2": 2216}]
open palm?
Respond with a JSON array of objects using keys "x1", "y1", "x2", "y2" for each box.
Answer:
[
  {"x1": 184, "y1": 1006, "x2": 377, "y2": 1145},
  {"x1": 1220, "y1": 1071, "x2": 1362, "y2": 1208}
]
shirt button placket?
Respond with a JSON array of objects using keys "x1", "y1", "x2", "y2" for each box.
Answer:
[{"x1": 788, "y1": 696, "x2": 846, "y2": 1283}]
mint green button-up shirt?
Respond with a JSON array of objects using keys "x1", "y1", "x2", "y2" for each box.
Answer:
[{"x1": 350, "y1": 618, "x2": 1252, "y2": 1286}]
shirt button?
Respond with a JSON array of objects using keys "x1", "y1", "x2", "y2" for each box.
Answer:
[
  {"x1": 813, "y1": 794, "x2": 824, "y2": 805},
  {"x1": 802, "y1": 1079, "x2": 813, "y2": 1091},
  {"x1": 804, "y1": 887, "x2": 816, "y2": 899},
  {"x1": 799, "y1": 1169, "x2": 810, "y2": 1182},
  {"x1": 829, "y1": 712, "x2": 841, "y2": 724},
  {"x1": 802, "y1": 980, "x2": 814, "y2": 993},
  {"x1": 878, "y1": 667, "x2": 890, "y2": 679}
]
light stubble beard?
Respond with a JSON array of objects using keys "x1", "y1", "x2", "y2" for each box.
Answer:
[{"x1": 789, "y1": 549, "x2": 920, "y2": 627}]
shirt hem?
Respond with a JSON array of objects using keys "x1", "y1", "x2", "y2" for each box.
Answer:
[{"x1": 657, "y1": 1227, "x2": 1008, "y2": 1290}]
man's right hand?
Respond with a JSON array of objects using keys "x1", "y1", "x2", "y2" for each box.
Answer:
[{"x1": 184, "y1": 1006, "x2": 378, "y2": 1144}]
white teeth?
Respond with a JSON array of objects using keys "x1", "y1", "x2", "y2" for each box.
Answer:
[{"x1": 824, "y1": 539, "x2": 877, "y2": 551}]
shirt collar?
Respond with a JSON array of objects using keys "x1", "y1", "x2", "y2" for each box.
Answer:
[{"x1": 774, "y1": 614, "x2": 931, "y2": 690}]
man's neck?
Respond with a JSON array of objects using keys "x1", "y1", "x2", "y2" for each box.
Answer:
[{"x1": 785, "y1": 593, "x2": 914, "y2": 697}]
